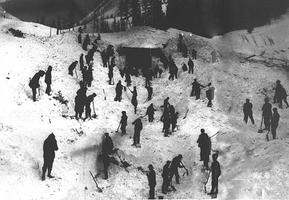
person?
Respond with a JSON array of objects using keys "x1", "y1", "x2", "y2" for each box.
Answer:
[
  {"x1": 115, "y1": 81, "x2": 124, "y2": 102},
  {"x1": 75, "y1": 84, "x2": 87, "y2": 119},
  {"x1": 29, "y1": 70, "x2": 45, "y2": 102},
  {"x1": 162, "y1": 161, "x2": 171, "y2": 194},
  {"x1": 108, "y1": 62, "x2": 114, "y2": 85},
  {"x1": 192, "y1": 49, "x2": 197, "y2": 60},
  {"x1": 68, "y1": 61, "x2": 78, "y2": 76},
  {"x1": 45, "y1": 66, "x2": 52, "y2": 95},
  {"x1": 146, "y1": 85, "x2": 153, "y2": 101},
  {"x1": 208, "y1": 153, "x2": 221, "y2": 196},
  {"x1": 188, "y1": 58, "x2": 194, "y2": 74},
  {"x1": 271, "y1": 108, "x2": 280, "y2": 140},
  {"x1": 197, "y1": 129, "x2": 211, "y2": 169},
  {"x1": 206, "y1": 83, "x2": 215, "y2": 107},
  {"x1": 182, "y1": 63, "x2": 188, "y2": 71},
  {"x1": 130, "y1": 86, "x2": 138, "y2": 114},
  {"x1": 84, "y1": 93, "x2": 97, "y2": 120},
  {"x1": 86, "y1": 64, "x2": 93, "y2": 87},
  {"x1": 102, "y1": 133, "x2": 114, "y2": 179},
  {"x1": 162, "y1": 109, "x2": 171, "y2": 136},
  {"x1": 101, "y1": 50, "x2": 108, "y2": 68},
  {"x1": 171, "y1": 112, "x2": 179, "y2": 132},
  {"x1": 169, "y1": 154, "x2": 184, "y2": 184},
  {"x1": 120, "y1": 111, "x2": 128, "y2": 135},
  {"x1": 274, "y1": 80, "x2": 282, "y2": 104},
  {"x1": 79, "y1": 54, "x2": 84, "y2": 71},
  {"x1": 262, "y1": 98, "x2": 272, "y2": 130},
  {"x1": 125, "y1": 71, "x2": 132, "y2": 87},
  {"x1": 154, "y1": 64, "x2": 160, "y2": 78},
  {"x1": 279, "y1": 85, "x2": 289, "y2": 108},
  {"x1": 78, "y1": 33, "x2": 82, "y2": 44},
  {"x1": 42, "y1": 133, "x2": 58, "y2": 180},
  {"x1": 132, "y1": 118, "x2": 143, "y2": 147},
  {"x1": 147, "y1": 164, "x2": 156, "y2": 199},
  {"x1": 163, "y1": 97, "x2": 170, "y2": 113},
  {"x1": 191, "y1": 79, "x2": 205, "y2": 100},
  {"x1": 82, "y1": 34, "x2": 90, "y2": 51},
  {"x1": 243, "y1": 99, "x2": 255, "y2": 124},
  {"x1": 169, "y1": 60, "x2": 178, "y2": 80},
  {"x1": 146, "y1": 103, "x2": 156, "y2": 122}
]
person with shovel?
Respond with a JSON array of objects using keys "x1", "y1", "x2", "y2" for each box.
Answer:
[
  {"x1": 102, "y1": 133, "x2": 114, "y2": 179},
  {"x1": 29, "y1": 70, "x2": 45, "y2": 102},
  {"x1": 243, "y1": 99, "x2": 255, "y2": 124},
  {"x1": 115, "y1": 81, "x2": 124, "y2": 102},
  {"x1": 119, "y1": 111, "x2": 128, "y2": 135},
  {"x1": 169, "y1": 154, "x2": 184, "y2": 185},
  {"x1": 84, "y1": 93, "x2": 97, "y2": 120}
]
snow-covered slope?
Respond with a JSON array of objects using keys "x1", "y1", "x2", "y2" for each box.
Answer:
[{"x1": 1, "y1": 10, "x2": 289, "y2": 200}]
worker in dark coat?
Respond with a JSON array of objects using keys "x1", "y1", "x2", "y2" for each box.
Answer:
[
  {"x1": 146, "y1": 103, "x2": 156, "y2": 122},
  {"x1": 102, "y1": 133, "x2": 114, "y2": 179},
  {"x1": 171, "y1": 112, "x2": 179, "y2": 132},
  {"x1": 131, "y1": 86, "x2": 138, "y2": 114},
  {"x1": 188, "y1": 58, "x2": 194, "y2": 74},
  {"x1": 147, "y1": 164, "x2": 156, "y2": 199},
  {"x1": 206, "y1": 83, "x2": 215, "y2": 107},
  {"x1": 163, "y1": 97, "x2": 170, "y2": 113},
  {"x1": 82, "y1": 34, "x2": 90, "y2": 51},
  {"x1": 114, "y1": 81, "x2": 124, "y2": 102},
  {"x1": 271, "y1": 108, "x2": 280, "y2": 140},
  {"x1": 191, "y1": 79, "x2": 205, "y2": 100},
  {"x1": 86, "y1": 64, "x2": 93, "y2": 87},
  {"x1": 274, "y1": 80, "x2": 289, "y2": 108},
  {"x1": 84, "y1": 93, "x2": 96, "y2": 120},
  {"x1": 68, "y1": 61, "x2": 78, "y2": 76},
  {"x1": 45, "y1": 66, "x2": 52, "y2": 95},
  {"x1": 197, "y1": 129, "x2": 211, "y2": 169},
  {"x1": 42, "y1": 133, "x2": 58, "y2": 180},
  {"x1": 169, "y1": 154, "x2": 184, "y2": 184},
  {"x1": 120, "y1": 111, "x2": 128, "y2": 135},
  {"x1": 29, "y1": 70, "x2": 45, "y2": 102},
  {"x1": 125, "y1": 72, "x2": 131, "y2": 87},
  {"x1": 132, "y1": 118, "x2": 143, "y2": 147},
  {"x1": 208, "y1": 153, "x2": 221, "y2": 196},
  {"x1": 75, "y1": 85, "x2": 87, "y2": 119},
  {"x1": 79, "y1": 54, "x2": 84, "y2": 71},
  {"x1": 162, "y1": 161, "x2": 171, "y2": 194},
  {"x1": 243, "y1": 99, "x2": 255, "y2": 124},
  {"x1": 161, "y1": 109, "x2": 170, "y2": 137},
  {"x1": 108, "y1": 63, "x2": 114, "y2": 85},
  {"x1": 101, "y1": 50, "x2": 108, "y2": 68},
  {"x1": 262, "y1": 98, "x2": 272, "y2": 130}
]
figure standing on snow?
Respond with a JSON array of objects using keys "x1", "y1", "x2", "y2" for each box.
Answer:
[
  {"x1": 130, "y1": 86, "x2": 138, "y2": 114},
  {"x1": 243, "y1": 99, "x2": 255, "y2": 124},
  {"x1": 188, "y1": 58, "x2": 194, "y2": 74},
  {"x1": 147, "y1": 164, "x2": 156, "y2": 199},
  {"x1": 206, "y1": 83, "x2": 215, "y2": 107},
  {"x1": 68, "y1": 61, "x2": 78, "y2": 76},
  {"x1": 169, "y1": 154, "x2": 184, "y2": 185},
  {"x1": 84, "y1": 93, "x2": 96, "y2": 120},
  {"x1": 119, "y1": 111, "x2": 128, "y2": 135},
  {"x1": 42, "y1": 133, "x2": 58, "y2": 181},
  {"x1": 192, "y1": 49, "x2": 197, "y2": 60},
  {"x1": 78, "y1": 33, "x2": 82, "y2": 44},
  {"x1": 271, "y1": 108, "x2": 280, "y2": 140},
  {"x1": 102, "y1": 133, "x2": 114, "y2": 179},
  {"x1": 114, "y1": 81, "x2": 124, "y2": 102},
  {"x1": 262, "y1": 98, "x2": 272, "y2": 131},
  {"x1": 208, "y1": 153, "x2": 221, "y2": 197},
  {"x1": 191, "y1": 79, "x2": 205, "y2": 100},
  {"x1": 45, "y1": 66, "x2": 52, "y2": 95},
  {"x1": 82, "y1": 34, "x2": 91, "y2": 51},
  {"x1": 29, "y1": 70, "x2": 45, "y2": 102},
  {"x1": 146, "y1": 103, "x2": 156, "y2": 122},
  {"x1": 132, "y1": 118, "x2": 143, "y2": 147},
  {"x1": 75, "y1": 84, "x2": 87, "y2": 120},
  {"x1": 168, "y1": 58, "x2": 178, "y2": 80},
  {"x1": 145, "y1": 85, "x2": 153, "y2": 102},
  {"x1": 274, "y1": 80, "x2": 289, "y2": 109},
  {"x1": 197, "y1": 129, "x2": 211, "y2": 169},
  {"x1": 79, "y1": 54, "x2": 84, "y2": 71},
  {"x1": 162, "y1": 160, "x2": 171, "y2": 194}
]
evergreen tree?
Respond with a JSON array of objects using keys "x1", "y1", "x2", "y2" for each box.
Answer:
[
  {"x1": 131, "y1": 0, "x2": 142, "y2": 26},
  {"x1": 151, "y1": 0, "x2": 163, "y2": 28}
]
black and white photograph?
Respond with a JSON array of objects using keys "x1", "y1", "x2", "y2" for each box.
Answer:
[{"x1": 0, "y1": 0, "x2": 289, "y2": 199}]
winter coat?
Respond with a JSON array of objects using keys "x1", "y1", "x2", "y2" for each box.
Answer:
[
  {"x1": 262, "y1": 103, "x2": 272, "y2": 116},
  {"x1": 102, "y1": 136, "x2": 114, "y2": 155},
  {"x1": 271, "y1": 112, "x2": 280, "y2": 127},
  {"x1": 211, "y1": 160, "x2": 221, "y2": 178},
  {"x1": 43, "y1": 134, "x2": 58, "y2": 158},
  {"x1": 147, "y1": 170, "x2": 156, "y2": 186},
  {"x1": 243, "y1": 102, "x2": 253, "y2": 114}
]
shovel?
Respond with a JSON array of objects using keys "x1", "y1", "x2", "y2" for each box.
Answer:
[
  {"x1": 181, "y1": 161, "x2": 189, "y2": 176},
  {"x1": 89, "y1": 171, "x2": 103, "y2": 193},
  {"x1": 103, "y1": 89, "x2": 106, "y2": 100},
  {"x1": 258, "y1": 115, "x2": 264, "y2": 133},
  {"x1": 92, "y1": 101, "x2": 97, "y2": 118}
]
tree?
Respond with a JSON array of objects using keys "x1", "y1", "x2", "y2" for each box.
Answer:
[
  {"x1": 131, "y1": 0, "x2": 142, "y2": 26},
  {"x1": 151, "y1": 0, "x2": 163, "y2": 28}
]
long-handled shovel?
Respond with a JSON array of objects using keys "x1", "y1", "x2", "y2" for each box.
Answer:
[
  {"x1": 89, "y1": 171, "x2": 103, "y2": 193},
  {"x1": 181, "y1": 161, "x2": 189, "y2": 176},
  {"x1": 258, "y1": 115, "x2": 264, "y2": 133},
  {"x1": 103, "y1": 89, "x2": 106, "y2": 100}
]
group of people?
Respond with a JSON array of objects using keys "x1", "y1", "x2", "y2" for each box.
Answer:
[{"x1": 160, "y1": 98, "x2": 179, "y2": 136}]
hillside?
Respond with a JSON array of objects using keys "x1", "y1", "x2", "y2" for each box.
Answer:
[{"x1": 0, "y1": 9, "x2": 289, "y2": 200}]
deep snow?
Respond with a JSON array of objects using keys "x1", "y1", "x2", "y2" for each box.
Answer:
[{"x1": 0, "y1": 10, "x2": 289, "y2": 200}]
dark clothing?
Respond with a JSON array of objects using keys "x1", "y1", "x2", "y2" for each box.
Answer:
[
  {"x1": 210, "y1": 160, "x2": 221, "y2": 195},
  {"x1": 171, "y1": 112, "x2": 178, "y2": 132},
  {"x1": 68, "y1": 61, "x2": 78, "y2": 76},
  {"x1": 131, "y1": 90, "x2": 138, "y2": 114},
  {"x1": 197, "y1": 133, "x2": 211, "y2": 168},
  {"x1": 271, "y1": 112, "x2": 280, "y2": 139},
  {"x1": 191, "y1": 81, "x2": 204, "y2": 100},
  {"x1": 147, "y1": 170, "x2": 156, "y2": 199},
  {"x1": 262, "y1": 102, "x2": 272, "y2": 130},
  {"x1": 85, "y1": 95, "x2": 95, "y2": 119},
  {"x1": 42, "y1": 134, "x2": 58, "y2": 180},
  {"x1": 132, "y1": 119, "x2": 143, "y2": 145},
  {"x1": 120, "y1": 114, "x2": 128, "y2": 135},
  {"x1": 169, "y1": 156, "x2": 183, "y2": 184},
  {"x1": 79, "y1": 55, "x2": 84, "y2": 71},
  {"x1": 146, "y1": 86, "x2": 153, "y2": 101},
  {"x1": 243, "y1": 102, "x2": 255, "y2": 124},
  {"x1": 125, "y1": 73, "x2": 131, "y2": 86},
  {"x1": 162, "y1": 162, "x2": 171, "y2": 194},
  {"x1": 102, "y1": 135, "x2": 114, "y2": 179},
  {"x1": 78, "y1": 34, "x2": 82, "y2": 44},
  {"x1": 188, "y1": 58, "x2": 194, "y2": 74},
  {"x1": 82, "y1": 35, "x2": 90, "y2": 51},
  {"x1": 115, "y1": 82, "x2": 123, "y2": 102},
  {"x1": 146, "y1": 105, "x2": 156, "y2": 122},
  {"x1": 30, "y1": 71, "x2": 45, "y2": 101},
  {"x1": 74, "y1": 95, "x2": 83, "y2": 119},
  {"x1": 45, "y1": 69, "x2": 52, "y2": 95}
]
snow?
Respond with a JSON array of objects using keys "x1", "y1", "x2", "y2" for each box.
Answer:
[{"x1": 1, "y1": 9, "x2": 289, "y2": 200}]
